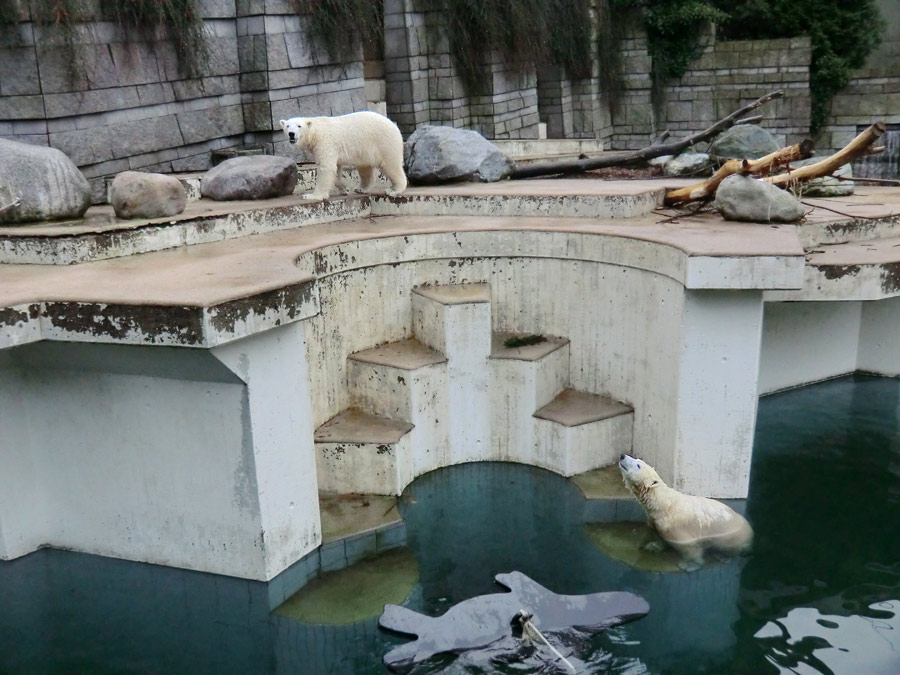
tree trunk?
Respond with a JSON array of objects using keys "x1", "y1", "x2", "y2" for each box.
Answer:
[
  {"x1": 663, "y1": 122, "x2": 886, "y2": 206},
  {"x1": 509, "y1": 90, "x2": 785, "y2": 180}
]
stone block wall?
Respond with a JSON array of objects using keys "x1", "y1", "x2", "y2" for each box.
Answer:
[
  {"x1": 611, "y1": 26, "x2": 811, "y2": 150},
  {"x1": 820, "y1": 0, "x2": 900, "y2": 163},
  {"x1": 0, "y1": 0, "x2": 367, "y2": 197}
]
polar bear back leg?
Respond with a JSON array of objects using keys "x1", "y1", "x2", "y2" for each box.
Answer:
[{"x1": 380, "y1": 154, "x2": 407, "y2": 197}]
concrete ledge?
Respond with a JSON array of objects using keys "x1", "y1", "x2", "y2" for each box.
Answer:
[
  {"x1": 534, "y1": 388, "x2": 633, "y2": 426},
  {"x1": 348, "y1": 337, "x2": 446, "y2": 370},
  {"x1": 490, "y1": 333, "x2": 569, "y2": 361},
  {"x1": 313, "y1": 408, "x2": 413, "y2": 444},
  {"x1": 412, "y1": 282, "x2": 490, "y2": 305}
]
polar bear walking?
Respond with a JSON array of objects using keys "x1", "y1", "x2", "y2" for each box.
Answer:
[
  {"x1": 279, "y1": 111, "x2": 407, "y2": 201},
  {"x1": 618, "y1": 454, "x2": 753, "y2": 570}
]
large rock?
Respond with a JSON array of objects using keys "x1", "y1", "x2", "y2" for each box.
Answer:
[
  {"x1": 0, "y1": 138, "x2": 91, "y2": 224},
  {"x1": 110, "y1": 171, "x2": 187, "y2": 219},
  {"x1": 714, "y1": 174, "x2": 805, "y2": 223},
  {"x1": 708, "y1": 125, "x2": 780, "y2": 161},
  {"x1": 664, "y1": 152, "x2": 711, "y2": 177},
  {"x1": 201, "y1": 155, "x2": 298, "y2": 201},
  {"x1": 404, "y1": 125, "x2": 515, "y2": 184},
  {"x1": 791, "y1": 157, "x2": 855, "y2": 197}
]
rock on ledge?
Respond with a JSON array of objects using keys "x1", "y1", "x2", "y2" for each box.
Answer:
[
  {"x1": 0, "y1": 138, "x2": 91, "y2": 224},
  {"x1": 404, "y1": 125, "x2": 515, "y2": 184},
  {"x1": 714, "y1": 174, "x2": 805, "y2": 223},
  {"x1": 110, "y1": 171, "x2": 187, "y2": 219},
  {"x1": 200, "y1": 156, "x2": 298, "y2": 201}
]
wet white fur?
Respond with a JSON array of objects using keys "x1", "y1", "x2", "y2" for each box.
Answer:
[
  {"x1": 619, "y1": 454, "x2": 753, "y2": 569},
  {"x1": 279, "y1": 111, "x2": 407, "y2": 200}
]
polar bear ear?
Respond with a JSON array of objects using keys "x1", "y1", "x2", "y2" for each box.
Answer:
[{"x1": 279, "y1": 119, "x2": 288, "y2": 130}]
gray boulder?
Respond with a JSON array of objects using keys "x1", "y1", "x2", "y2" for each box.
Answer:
[
  {"x1": 0, "y1": 138, "x2": 91, "y2": 224},
  {"x1": 110, "y1": 171, "x2": 187, "y2": 219},
  {"x1": 201, "y1": 155, "x2": 298, "y2": 201},
  {"x1": 791, "y1": 157, "x2": 855, "y2": 197},
  {"x1": 664, "y1": 152, "x2": 711, "y2": 177},
  {"x1": 708, "y1": 125, "x2": 780, "y2": 161},
  {"x1": 714, "y1": 174, "x2": 805, "y2": 223},
  {"x1": 405, "y1": 125, "x2": 515, "y2": 184}
]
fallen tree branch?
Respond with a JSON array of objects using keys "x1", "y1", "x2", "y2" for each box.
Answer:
[
  {"x1": 665, "y1": 139, "x2": 815, "y2": 205},
  {"x1": 664, "y1": 122, "x2": 886, "y2": 206},
  {"x1": 509, "y1": 90, "x2": 785, "y2": 179},
  {"x1": 764, "y1": 122, "x2": 885, "y2": 190},
  {"x1": 836, "y1": 175, "x2": 900, "y2": 186}
]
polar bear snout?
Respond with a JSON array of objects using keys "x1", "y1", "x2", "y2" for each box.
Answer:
[{"x1": 287, "y1": 131, "x2": 297, "y2": 143}]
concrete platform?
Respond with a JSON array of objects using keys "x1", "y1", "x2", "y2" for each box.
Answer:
[
  {"x1": 348, "y1": 338, "x2": 447, "y2": 370},
  {"x1": 313, "y1": 408, "x2": 413, "y2": 444},
  {"x1": 412, "y1": 282, "x2": 490, "y2": 305},
  {"x1": 571, "y1": 464, "x2": 632, "y2": 499},
  {"x1": 534, "y1": 388, "x2": 633, "y2": 427}
]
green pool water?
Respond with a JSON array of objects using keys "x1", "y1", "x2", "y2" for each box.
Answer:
[{"x1": 1, "y1": 374, "x2": 898, "y2": 673}]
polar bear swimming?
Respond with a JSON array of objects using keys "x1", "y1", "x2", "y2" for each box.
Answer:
[
  {"x1": 618, "y1": 453, "x2": 753, "y2": 570},
  {"x1": 279, "y1": 111, "x2": 407, "y2": 201}
]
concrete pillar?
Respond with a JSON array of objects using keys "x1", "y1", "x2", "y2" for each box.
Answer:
[
  {"x1": 213, "y1": 322, "x2": 321, "y2": 580},
  {"x1": 859, "y1": 296, "x2": 900, "y2": 376},
  {"x1": 672, "y1": 290, "x2": 765, "y2": 498}
]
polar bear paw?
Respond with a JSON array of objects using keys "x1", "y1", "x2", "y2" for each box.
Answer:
[{"x1": 385, "y1": 188, "x2": 404, "y2": 198}]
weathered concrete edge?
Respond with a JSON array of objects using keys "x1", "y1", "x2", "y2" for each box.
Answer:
[
  {"x1": 0, "y1": 199, "x2": 373, "y2": 266},
  {"x1": 304, "y1": 229, "x2": 805, "y2": 292},
  {"x1": 765, "y1": 260, "x2": 900, "y2": 301},
  {"x1": 1, "y1": 280, "x2": 319, "y2": 349},
  {"x1": 370, "y1": 190, "x2": 665, "y2": 220}
]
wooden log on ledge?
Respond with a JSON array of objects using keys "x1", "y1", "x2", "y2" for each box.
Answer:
[
  {"x1": 509, "y1": 90, "x2": 785, "y2": 179},
  {"x1": 664, "y1": 122, "x2": 886, "y2": 206}
]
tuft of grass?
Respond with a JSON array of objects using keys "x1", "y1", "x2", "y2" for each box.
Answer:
[{"x1": 504, "y1": 334, "x2": 547, "y2": 349}]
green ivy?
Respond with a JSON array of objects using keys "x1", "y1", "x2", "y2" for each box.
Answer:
[{"x1": 714, "y1": 0, "x2": 885, "y2": 132}]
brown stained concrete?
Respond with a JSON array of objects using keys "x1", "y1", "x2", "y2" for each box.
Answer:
[
  {"x1": 4, "y1": 181, "x2": 900, "y2": 314},
  {"x1": 349, "y1": 338, "x2": 447, "y2": 370},
  {"x1": 570, "y1": 464, "x2": 632, "y2": 499},
  {"x1": 807, "y1": 236, "x2": 900, "y2": 266},
  {"x1": 313, "y1": 408, "x2": 413, "y2": 444},
  {"x1": 318, "y1": 492, "x2": 402, "y2": 543},
  {"x1": 534, "y1": 388, "x2": 633, "y2": 427},
  {"x1": 412, "y1": 282, "x2": 491, "y2": 305},
  {"x1": 490, "y1": 333, "x2": 569, "y2": 361}
]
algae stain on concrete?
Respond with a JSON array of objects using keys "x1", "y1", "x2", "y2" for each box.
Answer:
[
  {"x1": 275, "y1": 548, "x2": 418, "y2": 625},
  {"x1": 585, "y1": 522, "x2": 684, "y2": 573}
]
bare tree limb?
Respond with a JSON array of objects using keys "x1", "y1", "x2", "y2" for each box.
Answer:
[
  {"x1": 665, "y1": 139, "x2": 815, "y2": 206},
  {"x1": 509, "y1": 90, "x2": 785, "y2": 179},
  {"x1": 0, "y1": 199, "x2": 21, "y2": 216}
]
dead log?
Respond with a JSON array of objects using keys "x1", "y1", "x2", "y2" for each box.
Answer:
[
  {"x1": 509, "y1": 90, "x2": 785, "y2": 179},
  {"x1": 665, "y1": 139, "x2": 815, "y2": 205},
  {"x1": 663, "y1": 122, "x2": 885, "y2": 206},
  {"x1": 764, "y1": 122, "x2": 886, "y2": 189}
]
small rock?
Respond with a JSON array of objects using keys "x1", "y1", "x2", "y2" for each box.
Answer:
[
  {"x1": 110, "y1": 171, "x2": 187, "y2": 219},
  {"x1": 404, "y1": 125, "x2": 515, "y2": 184},
  {"x1": 0, "y1": 138, "x2": 91, "y2": 224},
  {"x1": 714, "y1": 174, "x2": 805, "y2": 223},
  {"x1": 201, "y1": 155, "x2": 298, "y2": 201},
  {"x1": 664, "y1": 152, "x2": 711, "y2": 177},
  {"x1": 791, "y1": 157, "x2": 855, "y2": 197},
  {"x1": 709, "y1": 125, "x2": 780, "y2": 161}
]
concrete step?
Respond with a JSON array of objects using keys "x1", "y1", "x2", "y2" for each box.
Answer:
[
  {"x1": 533, "y1": 388, "x2": 634, "y2": 476},
  {"x1": 412, "y1": 283, "x2": 492, "y2": 464},
  {"x1": 489, "y1": 332, "x2": 570, "y2": 465},
  {"x1": 795, "y1": 193, "x2": 900, "y2": 246},
  {"x1": 347, "y1": 338, "x2": 447, "y2": 422},
  {"x1": 313, "y1": 408, "x2": 414, "y2": 496}
]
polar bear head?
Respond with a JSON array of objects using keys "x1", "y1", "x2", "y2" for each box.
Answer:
[
  {"x1": 618, "y1": 454, "x2": 663, "y2": 500},
  {"x1": 279, "y1": 117, "x2": 313, "y2": 146}
]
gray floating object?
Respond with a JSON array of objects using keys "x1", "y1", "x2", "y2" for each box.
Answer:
[{"x1": 379, "y1": 570, "x2": 649, "y2": 671}]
